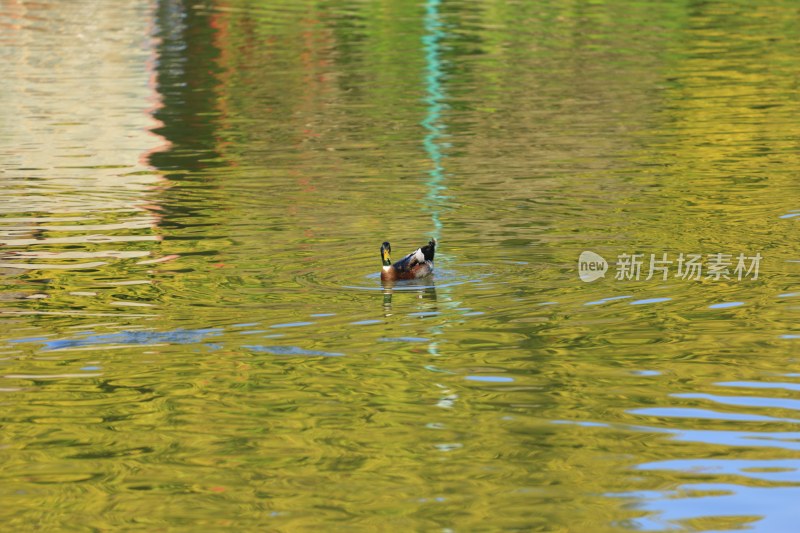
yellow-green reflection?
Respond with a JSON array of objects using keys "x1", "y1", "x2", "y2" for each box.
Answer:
[{"x1": 0, "y1": 0, "x2": 799, "y2": 530}]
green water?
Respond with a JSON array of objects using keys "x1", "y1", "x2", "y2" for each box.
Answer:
[{"x1": 1, "y1": 0, "x2": 799, "y2": 530}]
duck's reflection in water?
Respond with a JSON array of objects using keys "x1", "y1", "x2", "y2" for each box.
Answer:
[{"x1": 381, "y1": 279, "x2": 438, "y2": 316}]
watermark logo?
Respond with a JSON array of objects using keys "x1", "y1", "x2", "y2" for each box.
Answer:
[
  {"x1": 578, "y1": 251, "x2": 608, "y2": 282},
  {"x1": 579, "y1": 251, "x2": 761, "y2": 282}
]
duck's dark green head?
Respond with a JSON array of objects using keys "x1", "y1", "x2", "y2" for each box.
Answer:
[{"x1": 381, "y1": 241, "x2": 391, "y2": 266}]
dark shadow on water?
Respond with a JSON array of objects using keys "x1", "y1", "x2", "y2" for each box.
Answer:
[{"x1": 149, "y1": 0, "x2": 223, "y2": 175}]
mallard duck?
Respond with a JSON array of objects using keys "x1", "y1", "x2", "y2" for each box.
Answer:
[{"x1": 380, "y1": 238, "x2": 436, "y2": 282}]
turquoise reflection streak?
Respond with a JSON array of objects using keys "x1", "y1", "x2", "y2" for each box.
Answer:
[
  {"x1": 422, "y1": 0, "x2": 446, "y2": 240},
  {"x1": 422, "y1": 0, "x2": 447, "y2": 361}
]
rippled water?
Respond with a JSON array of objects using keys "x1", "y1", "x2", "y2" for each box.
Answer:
[{"x1": 1, "y1": 0, "x2": 799, "y2": 530}]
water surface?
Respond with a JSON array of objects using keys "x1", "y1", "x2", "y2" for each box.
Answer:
[{"x1": 1, "y1": 0, "x2": 799, "y2": 530}]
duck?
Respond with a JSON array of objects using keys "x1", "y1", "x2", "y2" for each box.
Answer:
[{"x1": 380, "y1": 238, "x2": 436, "y2": 282}]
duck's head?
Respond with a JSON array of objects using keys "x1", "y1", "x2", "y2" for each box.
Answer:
[{"x1": 380, "y1": 241, "x2": 392, "y2": 266}]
